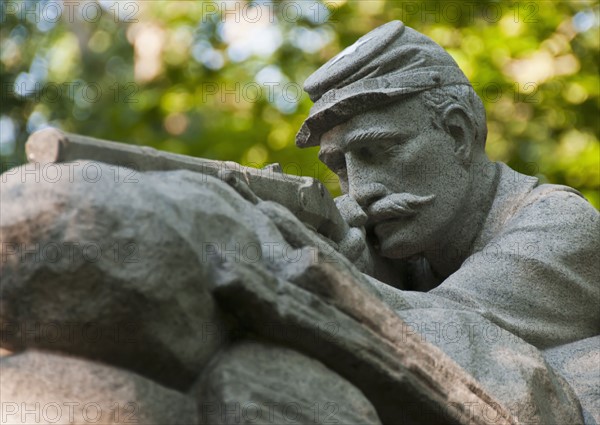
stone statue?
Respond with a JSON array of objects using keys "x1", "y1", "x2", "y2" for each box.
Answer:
[
  {"x1": 1, "y1": 20, "x2": 598, "y2": 425},
  {"x1": 295, "y1": 20, "x2": 599, "y2": 423}
]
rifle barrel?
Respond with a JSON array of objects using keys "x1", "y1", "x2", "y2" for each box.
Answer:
[{"x1": 25, "y1": 128, "x2": 348, "y2": 244}]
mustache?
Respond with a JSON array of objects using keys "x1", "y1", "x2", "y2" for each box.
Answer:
[{"x1": 366, "y1": 193, "x2": 436, "y2": 223}]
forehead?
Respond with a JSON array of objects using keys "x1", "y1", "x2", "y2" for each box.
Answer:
[{"x1": 319, "y1": 94, "x2": 428, "y2": 152}]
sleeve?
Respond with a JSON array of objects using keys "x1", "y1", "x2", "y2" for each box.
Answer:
[{"x1": 426, "y1": 188, "x2": 600, "y2": 349}]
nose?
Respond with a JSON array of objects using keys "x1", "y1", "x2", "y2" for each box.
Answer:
[
  {"x1": 349, "y1": 181, "x2": 389, "y2": 208},
  {"x1": 345, "y1": 154, "x2": 389, "y2": 208}
]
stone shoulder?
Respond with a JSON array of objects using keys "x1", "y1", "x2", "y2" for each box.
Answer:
[{"x1": 503, "y1": 182, "x2": 599, "y2": 243}]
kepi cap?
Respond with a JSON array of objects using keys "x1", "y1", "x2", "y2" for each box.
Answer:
[{"x1": 296, "y1": 21, "x2": 472, "y2": 147}]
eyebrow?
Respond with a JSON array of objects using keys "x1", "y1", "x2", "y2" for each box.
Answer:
[
  {"x1": 344, "y1": 130, "x2": 407, "y2": 149},
  {"x1": 320, "y1": 130, "x2": 407, "y2": 159}
]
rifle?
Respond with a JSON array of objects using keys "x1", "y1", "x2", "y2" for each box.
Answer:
[{"x1": 25, "y1": 128, "x2": 349, "y2": 246}]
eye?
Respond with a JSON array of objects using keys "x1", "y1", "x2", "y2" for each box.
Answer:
[
  {"x1": 321, "y1": 152, "x2": 346, "y2": 175},
  {"x1": 358, "y1": 146, "x2": 372, "y2": 160},
  {"x1": 331, "y1": 156, "x2": 347, "y2": 175}
]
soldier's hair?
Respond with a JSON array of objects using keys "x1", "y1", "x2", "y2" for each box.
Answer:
[{"x1": 420, "y1": 85, "x2": 488, "y2": 149}]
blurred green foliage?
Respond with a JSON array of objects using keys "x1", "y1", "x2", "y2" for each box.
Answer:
[{"x1": 1, "y1": 0, "x2": 598, "y2": 207}]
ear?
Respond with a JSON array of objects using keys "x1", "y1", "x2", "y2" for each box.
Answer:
[{"x1": 443, "y1": 107, "x2": 475, "y2": 166}]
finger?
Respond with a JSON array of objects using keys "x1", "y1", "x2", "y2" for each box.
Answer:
[
  {"x1": 335, "y1": 195, "x2": 368, "y2": 227},
  {"x1": 338, "y1": 227, "x2": 367, "y2": 261},
  {"x1": 218, "y1": 170, "x2": 260, "y2": 204}
]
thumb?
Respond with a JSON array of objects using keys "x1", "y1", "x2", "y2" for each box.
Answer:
[
  {"x1": 335, "y1": 195, "x2": 368, "y2": 227},
  {"x1": 337, "y1": 227, "x2": 367, "y2": 261}
]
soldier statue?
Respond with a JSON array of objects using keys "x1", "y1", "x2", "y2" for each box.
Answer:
[{"x1": 1, "y1": 20, "x2": 598, "y2": 425}]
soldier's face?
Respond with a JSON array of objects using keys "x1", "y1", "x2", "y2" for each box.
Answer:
[{"x1": 319, "y1": 95, "x2": 473, "y2": 259}]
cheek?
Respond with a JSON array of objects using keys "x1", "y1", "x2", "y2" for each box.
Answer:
[
  {"x1": 429, "y1": 173, "x2": 471, "y2": 220},
  {"x1": 386, "y1": 149, "x2": 438, "y2": 191},
  {"x1": 395, "y1": 140, "x2": 460, "y2": 192}
]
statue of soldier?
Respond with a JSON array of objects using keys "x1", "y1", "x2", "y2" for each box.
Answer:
[
  {"x1": 1, "y1": 20, "x2": 597, "y2": 425},
  {"x1": 294, "y1": 20, "x2": 599, "y2": 423}
]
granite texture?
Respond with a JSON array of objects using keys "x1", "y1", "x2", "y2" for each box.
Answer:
[
  {"x1": 0, "y1": 160, "x2": 281, "y2": 390},
  {"x1": 194, "y1": 341, "x2": 381, "y2": 425},
  {"x1": 0, "y1": 350, "x2": 198, "y2": 424},
  {"x1": 295, "y1": 18, "x2": 598, "y2": 424},
  {"x1": 1, "y1": 18, "x2": 598, "y2": 425},
  {"x1": 543, "y1": 336, "x2": 600, "y2": 424}
]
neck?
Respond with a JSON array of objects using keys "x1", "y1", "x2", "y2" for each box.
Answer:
[{"x1": 424, "y1": 158, "x2": 498, "y2": 279}]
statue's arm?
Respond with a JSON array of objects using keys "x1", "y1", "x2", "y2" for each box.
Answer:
[{"x1": 423, "y1": 190, "x2": 600, "y2": 348}]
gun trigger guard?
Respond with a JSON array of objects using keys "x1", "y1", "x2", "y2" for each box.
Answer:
[{"x1": 218, "y1": 170, "x2": 260, "y2": 204}]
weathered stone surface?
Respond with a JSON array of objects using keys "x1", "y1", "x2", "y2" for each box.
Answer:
[
  {"x1": 395, "y1": 308, "x2": 584, "y2": 424},
  {"x1": 0, "y1": 160, "x2": 294, "y2": 389},
  {"x1": 0, "y1": 350, "x2": 198, "y2": 424},
  {"x1": 2, "y1": 18, "x2": 597, "y2": 425},
  {"x1": 24, "y1": 128, "x2": 351, "y2": 249},
  {"x1": 296, "y1": 20, "x2": 475, "y2": 148},
  {"x1": 224, "y1": 200, "x2": 589, "y2": 424},
  {"x1": 295, "y1": 19, "x2": 598, "y2": 424},
  {"x1": 543, "y1": 336, "x2": 600, "y2": 425},
  {"x1": 209, "y1": 237, "x2": 517, "y2": 424},
  {"x1": 195, "y1": 341, "x2": 381, "y2": 425},
  {"x1": 296, "y1": 18, "x2": 599, "y2": 345}
]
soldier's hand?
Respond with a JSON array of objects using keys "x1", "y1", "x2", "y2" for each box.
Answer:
[
  {"x1": 334, "y1": 195, "x2": 373, "y2": 275},
  {"x1": 335, "y1": 194, "x2": 368, "y2": 227}
]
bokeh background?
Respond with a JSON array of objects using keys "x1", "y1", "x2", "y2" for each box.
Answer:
[{"x1": 1, "y1": 0, "x2": 598, "y2": 207}]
